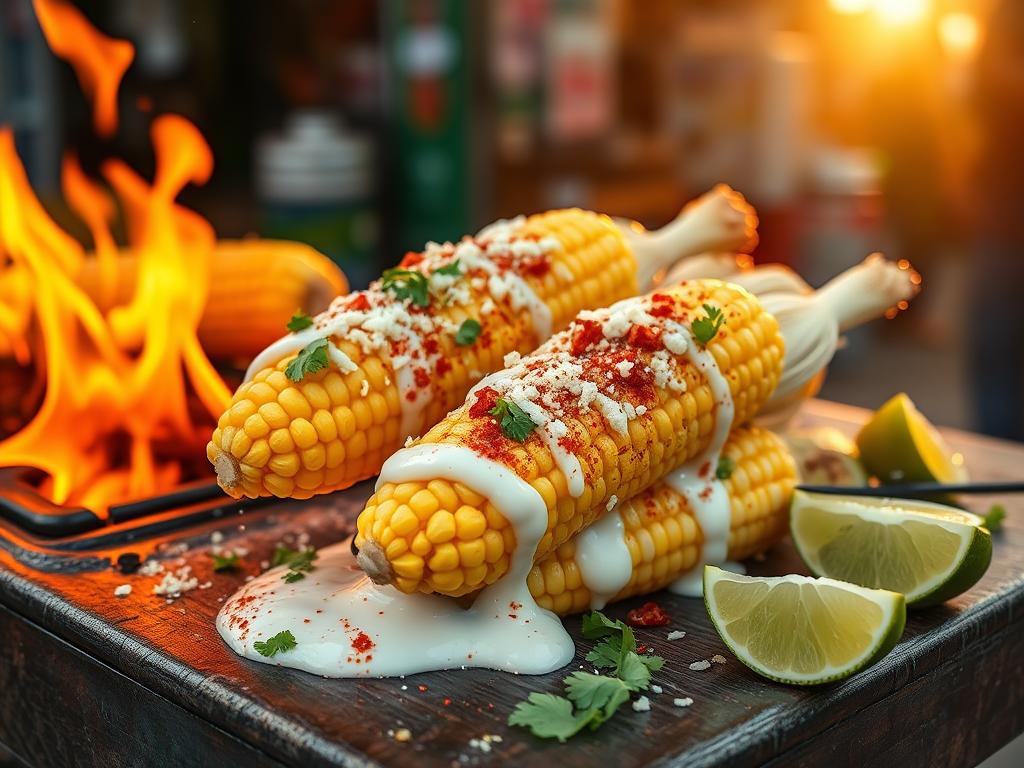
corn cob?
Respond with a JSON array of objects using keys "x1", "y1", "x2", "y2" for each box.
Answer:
[
  {"x1": 208, "y1": 209, "x2": 638, "y2": 500},
  {"x1": 0, "y1": 240, "x2": 347, "y2": 361},
  {"x1": 355, "y1": 279, "x2": 785, "y2": 597},
  {"x1": 528, "y1": 426, "x2": 797, "y2": 615}
]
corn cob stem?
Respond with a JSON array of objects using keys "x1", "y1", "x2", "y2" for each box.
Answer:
[
  {"x1": 355, "y1": 279, "x2": 785, "y2": 597},
  {"x1": 622, "y1": 184, "x2": 759, "y2": 290},
  {"x1": 527, "y1": 426, "x2": 797, "y2": 615}
]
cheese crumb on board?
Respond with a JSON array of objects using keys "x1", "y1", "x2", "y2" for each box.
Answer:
[{"x1": 632, "y1": 696, "x2": 651, "y2": 712}]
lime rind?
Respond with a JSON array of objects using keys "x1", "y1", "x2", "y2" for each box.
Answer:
[
  {"x1": 790, "y1": 490, "x2": 992, "y2": 607},
  {"x1": 856, "y1": 393, "x2": 963, "y2": 486},
  {"x1": 703, "y1": 566, "x2": 906, "y2": 686}
]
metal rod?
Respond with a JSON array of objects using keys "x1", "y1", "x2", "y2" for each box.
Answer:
[{"x1": 797, "y1": 481, "x2": 1024, "y2": 498}]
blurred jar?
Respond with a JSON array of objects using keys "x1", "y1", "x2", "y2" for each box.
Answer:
[{"x1": 256, "y1": 111, "x2": 378, "y2": 288}]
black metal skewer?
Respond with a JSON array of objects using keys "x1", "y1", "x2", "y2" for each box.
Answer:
[{"x1": 797, "y1": 480, "x2": 1024, "y2": 498}]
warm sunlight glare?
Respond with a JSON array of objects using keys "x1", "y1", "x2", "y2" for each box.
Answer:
[
  {"x1": 829, "y1": 0, "x2": 873, "y2": 14},
  {"x1": 874, "y1": 0, "x2": 930, "y2": 26},
  {"x1": 938, "y1": 12, "x2": 980, "y2": 57}
]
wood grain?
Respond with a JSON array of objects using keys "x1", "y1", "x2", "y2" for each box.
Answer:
[{"x1": 0, "y1": 401, "x2": 1021, "y2": 767}]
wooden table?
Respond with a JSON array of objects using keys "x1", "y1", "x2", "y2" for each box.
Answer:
[{"x1": 1, "y1": 401, "x2": 1022, "y2": 768}]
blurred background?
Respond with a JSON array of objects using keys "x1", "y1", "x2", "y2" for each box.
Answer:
[{"x1": 1, "y1": 0, "x2": 1021, "y2": 443}]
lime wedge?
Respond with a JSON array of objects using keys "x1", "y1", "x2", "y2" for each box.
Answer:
[
  {"x1": 704, "y1": 565, "x2": 905, "y2": 685},
  {"x1": 790, "y1": 490, "x2": 992, "y2": 607},
  {"x1": 856, "y1": 393, "x2": 962, "y2": 484}
]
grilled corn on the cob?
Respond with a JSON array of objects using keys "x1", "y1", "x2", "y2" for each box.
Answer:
[
  {"x1": 208, "y1": 209, "x2": 638, "y2": 499},
  {"x1": 355, "y1": 279, "x2": 785, "y2": 597},
  {"x1": 528, "y1": 426, "x2": 796, "y2": 615},
  {"x1": 0, "y1": 240, "x2": 347, "y2": 361}
]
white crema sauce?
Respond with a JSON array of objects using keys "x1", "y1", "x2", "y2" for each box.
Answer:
[{"x1": 217, "y1": 444, "x2": 575, "y2": 677}]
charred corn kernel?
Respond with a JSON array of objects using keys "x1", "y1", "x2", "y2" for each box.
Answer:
[
  {"x1": 356, "y1": 280, "x2": 786, "y2": 596},
  {"x1": 210, "y1": 209, "x2": 639, "y2": 500},
  {"x1": 529, "y1": 427, "x2": 797, "y2": 614}
]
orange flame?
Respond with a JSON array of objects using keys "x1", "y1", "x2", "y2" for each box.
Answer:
[
  {"x1": 32, "y1": 0, "x2": 134, "y2": 137},
  {"x1": 0, "y1": 7, "x2": 230, "y2": 516}
]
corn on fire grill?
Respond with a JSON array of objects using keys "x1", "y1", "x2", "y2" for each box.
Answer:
[{"x1": 0, "y1": 401, "x2": 1023, "y2": 768}]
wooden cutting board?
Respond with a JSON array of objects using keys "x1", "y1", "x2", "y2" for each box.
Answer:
[{"x1": 1, "y1": 401, "x2": 1022, "y2": 768}]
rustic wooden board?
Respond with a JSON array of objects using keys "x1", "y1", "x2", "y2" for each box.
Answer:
[{"x1": 1, "y1": 401, "x2": 1022, "y2": 768}]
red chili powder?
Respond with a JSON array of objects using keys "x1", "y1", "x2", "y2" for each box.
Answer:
[
  {"x1": 351, "y1": 631, "x2": 375, "y2": 654},
  {"x1": 626, "y1": 601, "x2": 671, "y2": 627}
]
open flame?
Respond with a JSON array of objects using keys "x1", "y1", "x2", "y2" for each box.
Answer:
[{"x1": 0, "y1": 0, "x2": 231, "y2": 516}]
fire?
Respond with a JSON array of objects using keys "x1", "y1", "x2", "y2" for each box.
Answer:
[
  {"x1": 0, "y1": 2, "x2": 230, "y2": 516},
  {"x1": 32, "y1": 0, "x2": 134, "y2": 137}
]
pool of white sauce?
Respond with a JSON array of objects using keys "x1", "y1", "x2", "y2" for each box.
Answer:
[{"x1": 218, "y1": 444, "x2": 575, "y2": 677}]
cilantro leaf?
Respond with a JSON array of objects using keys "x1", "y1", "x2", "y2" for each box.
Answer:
[
  {"x1": 508, "y1": 694, "x2": 603, "y2": 742},
  {"x1": 581, "y1": 610, "x2": 630, "y2": 641},
  {"x1": 617, "y1": 653, "x2": 653, "y2": 691},
  {"x1": 508, "y1": 610, "x2": 666, "y2": 742},
  {"x1": 585, "y1": 630, "x2": 634, "y2": 674},
  {"x1": 984, "y1": 504, "x2": 1006, "y2": 532},
  {"x1": 381, "y1": 268, "x2": 430, "y2": 307},
  {"x1": 286, "y1": 311, "x2": 313, "y2": 333},
  {"x1": 212, "y1": 551, "x2": 241, "y2": 572},
  {"x1": 280, "y1": 547, "x2": 318, "y2": 583},
  {"x1": 691, "y1": 303, "x2": 725, "y2": 346},
  {"x1": 489, "y1": 398, "x2": 537, "y2": 441},
  {"x1": 637, "y1": 653, "x2": 665, "y2": 673},
  {"x1": 585, "y1": 637, "x2": 622, "y2": 670},
  {"x1": 433, "y1": 259, "x2": 462, "y2": 277},
  {"x1": 285, "y1": 338, "x2": 330, "y2": 382},
  {"x1": 565, "y1": 672, "x2": 631, "y2": 719},
  {"x1": 455, "y1": 318, "x2": 482, "y2": 346},
  {"x1": 716, "y1": 456, "x2": 735, "y2": 480},
  {"x1": 253, "y1": 630, "x2": 297, "y2": 657},
  {"x1": 270, "y1": 543, "x2": 300, "y2": 568}
]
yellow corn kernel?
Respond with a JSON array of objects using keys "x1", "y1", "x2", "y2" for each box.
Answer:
[{"x1": 529, "y1": 427, "x2": 797, "y2": 614}]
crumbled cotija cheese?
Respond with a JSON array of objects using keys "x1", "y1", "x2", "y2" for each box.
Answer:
[
  {"x1": 632, "y1": 696, "x2": 651, "y2": 712},
  {"x1": 153, "y1": 566, "x2": 199, "y2": 598}
]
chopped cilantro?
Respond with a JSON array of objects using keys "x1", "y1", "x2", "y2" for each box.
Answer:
[
  {"x1": 509, "y1": 610, "x2": 665, "y2": 741},
  {"x1": 489, "y1": 398, "x2": 538, "y2": 442},
  {"x1": 280, "y1": 547, "x2": 318, "y2": 583},
  {"x1": 381, "y1": 267, "x2": 430, "y2": 307},
  {"x1": 285, "y1": 337, "x2": 330, "y2": 382},
  {"x1": 253, "y1": 630, "x2": 297, "y2": 658},
  {"x1": 455, "y1": 318, "x2": 482, "y2": 346},
  {"x1": 270, "y1": 543, "x2": 300, "y2": 568},
  {"x1": 983, "y1": 504, "x2": 1006, "y2": 532},
  {"x1": 286, "y1": 311, "x2": 313, "y2": 333},
  {"x1": 433, "y1": 259, "x2": 462, "y2": 277},
  {"x1": 691, "y1": 303, "x2": 725, "y2": 346},
  {"x1": 508, "y1": 694, "x2": 604, "y2": 742},
  {"x1": 716, "y1": 456, "x2": 736, "y2": 480},
  {"x1": 212, "y1": 551, "x2": 241, "y2": 572}
]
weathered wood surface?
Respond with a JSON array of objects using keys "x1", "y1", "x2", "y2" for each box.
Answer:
[{"x1": 0, "y1": 401, "x2": 1022, "y2": 768}]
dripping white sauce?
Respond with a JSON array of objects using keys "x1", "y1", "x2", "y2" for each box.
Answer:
[
  {"x1": 666, "y1": 323, "x2": 736, "y2": 597},
  {"x1": 217, "y1": 444, "x2": 575, "y2": 677},
  {"x1": 572, "y1": 322, "x2": 737, "y2": 605},
  {"x1": 574, "y1": 501, "x2": 633, "y2": 609}
]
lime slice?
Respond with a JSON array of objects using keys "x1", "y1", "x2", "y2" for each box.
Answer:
[
  {"x1": 856, "y1": 393, "x2": 962, "y2": 484},
  {"x1": 790, "y1": 490, "x2": 992, "y2": 607},
  {"x1": 784, "y1": 427, "x2": 868, "y2": 487},
  {"x1": 704, "y1": 565, "x2": 906, "y2": 685}
]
